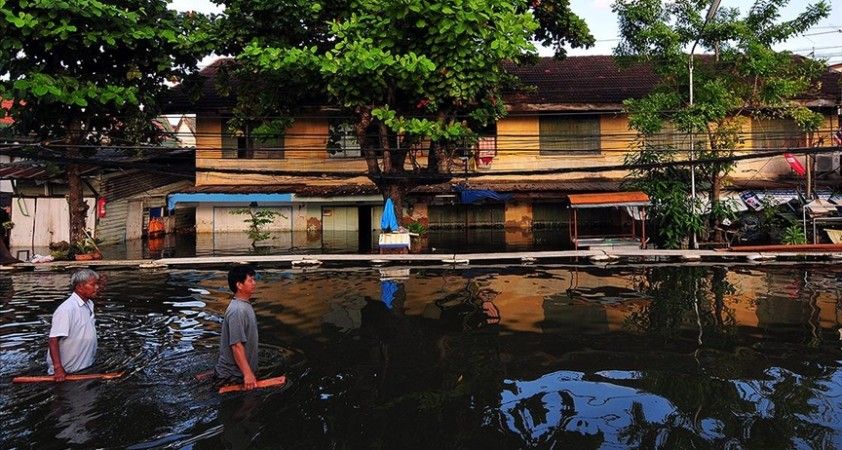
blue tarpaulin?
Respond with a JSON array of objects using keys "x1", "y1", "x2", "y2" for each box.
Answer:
[
  {"x1": 453, "y1": 186, "x2": 513, "y2": 204},
  {"x1": 380, "y1": 280, "x2": 399, "y2": 309},
  {"x1": 380, "y1": 198, "x2": 399, "y2": 232}
]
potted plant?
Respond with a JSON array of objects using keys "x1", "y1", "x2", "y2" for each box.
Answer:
[{"x1": 72, "y1": 236, "x2": 102, "y2": 261}]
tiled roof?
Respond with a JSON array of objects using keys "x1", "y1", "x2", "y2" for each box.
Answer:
[
  {"x1": 162, "y1": 59, "x2": 237, "y2": 113},
  {"x1": 502, "y1": 56, "x2": 660, "y2": 107},
  {"x1": 185, "y1": 178, "x2": 628, "y2": 197},
  {"x1": 182, "y1": 182, "x2": 380, "y2": 197},
  {"x1": 162, "y1": 56, "x2": 841, "y2": 114}
]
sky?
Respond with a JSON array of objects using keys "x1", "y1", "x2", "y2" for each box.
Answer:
[{"x1": 169, "y1": 0, "x2": 842, "y2": 65}]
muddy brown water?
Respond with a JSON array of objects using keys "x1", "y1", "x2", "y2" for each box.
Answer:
[{"x1": 1, "y1": 264, "x2": 842, "y2": 448}]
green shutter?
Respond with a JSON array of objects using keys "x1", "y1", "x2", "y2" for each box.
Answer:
[{"x1": 539, "y1": 116, "x2": 601, "y2": 155}]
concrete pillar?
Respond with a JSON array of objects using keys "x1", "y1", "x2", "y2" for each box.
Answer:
[{"x1": 504, "y1": 201, "x2": 533, "y2": 229}]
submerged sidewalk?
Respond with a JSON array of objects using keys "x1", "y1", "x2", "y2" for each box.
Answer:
[{"x1": 4, "y1": 248, "x2": 842, "y2": 271}]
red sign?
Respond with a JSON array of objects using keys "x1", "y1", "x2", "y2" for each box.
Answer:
[{"x1": 784, "y1": 153, "x2": 806, "y2": 176}]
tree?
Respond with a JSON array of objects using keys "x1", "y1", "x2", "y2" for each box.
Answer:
[
  {"x1": 613, "y1": 0, "x2": 829, "y2": 246},
  {"x1": 214, "y1": 0, "x2": 593, "y2": 220},
  {"x1": 230, "y1": 207, "x2": 286, "y2": 249},
  {"x1": 0, "y1": 0, "x2": 205, "y2": 243}
]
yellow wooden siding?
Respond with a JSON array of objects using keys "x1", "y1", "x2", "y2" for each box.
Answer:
[
  {"x1": 285, "y1": 119, "x2": 329, "y2": 159},
  {"x1": 497, "y1": 116, "x2": 539, "y2": 154},
  {"x1": 196, "y1": 116, "x2": 222, "y2": 159},
  {"x1": 599, "y1": 115, "x2": 636, "y2": 152},
  {"x1": 194, "y1": 111, "x2": 836, "y2": 187}
]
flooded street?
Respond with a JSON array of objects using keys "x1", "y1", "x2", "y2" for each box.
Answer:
[{"x1": 2, "y1": 264, "x2": 842, "y2": 448}]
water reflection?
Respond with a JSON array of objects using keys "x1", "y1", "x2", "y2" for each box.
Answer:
[{"x1": 1, "y1": 265, "x2": 842, "y2": 448}]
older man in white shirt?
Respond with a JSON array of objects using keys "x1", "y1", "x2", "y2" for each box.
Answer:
[{"x1": 47, "y1": 269, "x2": 101, "y2": 381}]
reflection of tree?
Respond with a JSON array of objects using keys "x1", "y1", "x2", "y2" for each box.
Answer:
[
  {"x1": 613, "y1": 365, "x2": 835, "y2": 449},
  {"x1": 329, "y1": 276, "x2": 508, "y2": 448},
  {"x1": 744, "y1": 368, "x2": 833, "y2": 449},
  {"x1": 617, "y1": 401, "x2": 701, "y2": 448},
  {"x1": 625, "y1": 267, "x2": 705, "y2": 339},
  {"x1": 625, "y1": 267, "x2": 738, "y2": 349}
]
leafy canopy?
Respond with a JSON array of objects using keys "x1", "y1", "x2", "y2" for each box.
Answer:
[
  {"x1": 0, "y1": 0, "x2": 206, "y2": 143},
  {"x1": 614, "y1": 0, "x2": 829, "y2": 247},
  {"x1": 214, "y1": 0, "x2": 593, "y2": 188}
]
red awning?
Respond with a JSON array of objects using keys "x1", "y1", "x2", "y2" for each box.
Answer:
[{"x1": 567, "y1": 191, "x2": 650, "y2": 208}]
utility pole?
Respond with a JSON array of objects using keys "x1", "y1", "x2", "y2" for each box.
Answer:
[{"x1": 688, "y1": 0, "x2": 722, "y2": 249}]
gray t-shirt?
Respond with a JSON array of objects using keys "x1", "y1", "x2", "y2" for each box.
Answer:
[
  {"x1": 214, "y1": 298, "x2": 258, "y2": 380},
  {"x1": 46, "y1": 293, "x2": 97, "y2": 374}
]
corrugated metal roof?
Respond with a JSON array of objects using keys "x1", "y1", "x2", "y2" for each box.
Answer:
[
  {"x1": 0, "y1": 162, "x2": 99, "y2": 181},
  {"x1": 101, "y1": 172, "x2": 191, "y2": 200},
  {"x1": 567, "y1": 191, "x2": 650, "y2": 208}
]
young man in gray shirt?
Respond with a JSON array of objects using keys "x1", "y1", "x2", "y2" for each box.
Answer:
[{"x1": 215, "y1": 265, "x2": 259, "y2": 390}]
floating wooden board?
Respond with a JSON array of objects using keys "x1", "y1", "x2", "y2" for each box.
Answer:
[
  {"x1": 12, "y1": 372, "x2": 125, "y2": 383},
  {"x1": 722, "y1": 243, "x2": 842, "y2": 253},
  {"x1": 218, "y1": 376, "x2": 286, "y2": 394}
]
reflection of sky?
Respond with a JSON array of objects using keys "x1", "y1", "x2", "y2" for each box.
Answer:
[
  {"x1": 734, "y1": 366, "x2": 842, "y2": 441},
  {"x1": 500, "y1": 366, "x2": 842, "y2": 448},
  {"x1": 499, "y1": 370, "x2": 691, "y2": 447}
]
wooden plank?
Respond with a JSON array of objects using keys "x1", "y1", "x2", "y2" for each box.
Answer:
[
  {"x1": 13, "y1": 372, "x2": 125, "y2": 383},
  {"x1": 723, "y1": 244, "x2": 842, "y2": 253},
  {"x1": 218, "y1": 376, "x2": 287, "y2": 394}
]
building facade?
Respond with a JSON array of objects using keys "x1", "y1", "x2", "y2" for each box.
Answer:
[{"x1": 164, "y1": 56, "x2": 841, "y2": 251}]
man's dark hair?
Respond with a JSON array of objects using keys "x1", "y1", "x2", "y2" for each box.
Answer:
[{"x1": 228, "y1": 265, "x2": 256, "y2": 293}]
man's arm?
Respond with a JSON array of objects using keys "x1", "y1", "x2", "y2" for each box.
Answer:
[
  {"x1": 230, "y1": 342, "x2": 256, "y2": 390},
  {"x1": 48, "y1": 337, "x2": 66, "y2": 381}
]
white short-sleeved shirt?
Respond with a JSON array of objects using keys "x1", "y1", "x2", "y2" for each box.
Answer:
[{"x1": 46, "y1": 292, "x2": 97, "y2": 374}]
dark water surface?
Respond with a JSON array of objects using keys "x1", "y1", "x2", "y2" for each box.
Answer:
[{"x1": 2, "y1": 264, "x2": 842, "y2": 449}]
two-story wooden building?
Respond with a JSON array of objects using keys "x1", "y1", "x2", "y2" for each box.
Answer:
[{"x1": 163, "y1": 56, "x2": 841, "y2": 251}]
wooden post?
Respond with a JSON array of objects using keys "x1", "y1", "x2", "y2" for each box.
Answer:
[
  {"x1": 641, "y1": 207, "x2": 647, "y2": 249},
  {"x1": 573, "y1": 208, "x2": 579, "y2": 251}
]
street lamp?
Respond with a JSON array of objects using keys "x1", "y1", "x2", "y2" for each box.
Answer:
[{"x1": 688, "y1": 0, "x2": 721, "y2": 249}]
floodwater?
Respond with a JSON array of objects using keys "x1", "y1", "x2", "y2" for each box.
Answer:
[
  {"x1": 2, "y1": 264, "x2": 842, "y2": 449},
  {"x1": 88, "y1": 228, "x2": 578, "y2": 260}
]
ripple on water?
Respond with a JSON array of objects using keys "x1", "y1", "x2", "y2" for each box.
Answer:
[{"x1": 2, "y1": 266, "x2": 842, "y2": 448}]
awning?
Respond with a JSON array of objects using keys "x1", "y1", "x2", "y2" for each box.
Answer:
[
  {"x1": 167, "y1": 193, "x2": 293, "y2": 210},
  {"x1": 567, "y1": 191, "x2": 650, "y2": 209}
]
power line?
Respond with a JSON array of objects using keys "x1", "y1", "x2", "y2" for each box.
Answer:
[{"x1": 1, "y1": 142, "x2": 839, "y2": 181}]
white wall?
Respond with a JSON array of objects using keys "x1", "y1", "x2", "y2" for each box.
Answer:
[
  {"x1": 9, "y1": 197, "x2": 96, "y2": 248},
  {"x1": 203, "y1": 206, "x2": 292, "y2": 233}
]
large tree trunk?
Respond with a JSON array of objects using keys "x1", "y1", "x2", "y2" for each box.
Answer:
[
  {"x1": 66, "y1": 123, "x2": 89, "y2": 245},
  {"x1": 67, "y1": 157, "x2": 89, "y2": 244}
]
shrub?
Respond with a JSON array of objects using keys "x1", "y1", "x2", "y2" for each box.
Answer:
[{"x1": 781, "y1": 225, "x2": 807, "y2": 245}]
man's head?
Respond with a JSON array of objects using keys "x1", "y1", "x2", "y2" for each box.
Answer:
[
  {"x1": 228, "y1": 265, "x2": 257, "y2": 298},
  {"x1": 71, "y1": 269, "x2": 100, "y2": 300}
]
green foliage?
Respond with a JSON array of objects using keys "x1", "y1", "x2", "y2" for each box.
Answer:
[
  {"x1": 0, "y1": 0, "x2": 206, "y2": 240},
  {"x1": 0, "y1": 0, "x2": 205, "y2": 143},
  {"x1": 214, "y1": 0, "x2": 593, "y2": 202},
  {"x1": 230, "y1": 208, "x2": 287, "y2": 248},
  {"x1": 400, "y1": 216, "x2": 429, "y2": 235},
  {"x1": 781, "y1": 224, "x2": 807, "y2": 245},
  {"x1": 624, "y1": 139, "x2": 703, "y2": 249},
  {"x1": 614, "y1": 0, "x2": 829, "y2": 243},
  {"x1": 72, "y1": 236, "x2": 100, "y2": 254}
]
